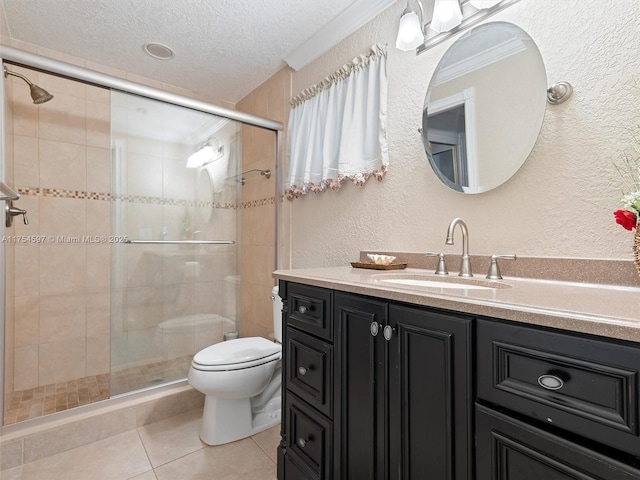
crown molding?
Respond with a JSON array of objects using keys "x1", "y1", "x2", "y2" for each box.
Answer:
[
  {"x1": 433, "y1": 36, "x2": 525, "y2": 86},
  {"x1": 284, "y1": 0, "x2": 397, "y2": 71}
]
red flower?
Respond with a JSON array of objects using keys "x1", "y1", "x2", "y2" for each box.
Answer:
[{"x1": 614, "y1": 209, "x2": 637, "y2": 230}]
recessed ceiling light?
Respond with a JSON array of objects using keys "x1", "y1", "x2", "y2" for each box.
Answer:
[{"x1": 143, "y1": 43, "x2": 175, "y2": 60}]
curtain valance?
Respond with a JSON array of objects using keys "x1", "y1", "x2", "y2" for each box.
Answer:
[{"x1": 285, "y1": 44, "x2": 388, "y2": 200}]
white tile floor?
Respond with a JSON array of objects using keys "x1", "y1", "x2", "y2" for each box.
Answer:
[{"x1": 2, "y1": 410, "x2": 280, "y2": 480}]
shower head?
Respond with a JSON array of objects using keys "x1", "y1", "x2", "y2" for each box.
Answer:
[
  {"x1": 29, "y1": 84, "x2": 54, "y2": 104},
  {"x1": 3, "y1": 66, "x2": 54, "y2": 104}
]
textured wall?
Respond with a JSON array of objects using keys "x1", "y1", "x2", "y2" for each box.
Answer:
[{"x1": 287, "y1": 0, "x2": 640, "y2": 268}]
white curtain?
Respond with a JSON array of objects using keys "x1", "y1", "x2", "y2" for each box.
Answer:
[{"x1": 285, "y1": 44, "x2": 388, "y2": 199}]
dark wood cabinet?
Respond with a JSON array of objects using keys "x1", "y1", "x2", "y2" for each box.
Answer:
[
  {"x1": 278, "y1": 279, "x2": 640, "y2": 480},
  {"x1": 285, "y1": 394, "x2": 333, "y2": 480},
  {"x1": 280, "y1": 281, "x2": 334, "y2": 480},
  {"x1": 387, "y1": 303, "x2": 472, "y2": 480},
  {"x1": 333, "y1": 292, "x2": 473, "y2": 480},
  {"x1": 476, "y1": 404, "x2": 640, "y2": 480},
  {"x1": 333, "y1": 292, "x2": 387, "y2": 480},
  {"x1": 476, "y1": 319, "x2": 640, "y2": 456}
]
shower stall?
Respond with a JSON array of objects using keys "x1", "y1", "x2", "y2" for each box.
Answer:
[{"x1": 0, "y1": 47, "x2": 282, "y2": 427}]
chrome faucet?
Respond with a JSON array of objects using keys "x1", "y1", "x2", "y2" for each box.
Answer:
[{"x1": 445, "y1": 217, "x2": 472, "y2": 277}]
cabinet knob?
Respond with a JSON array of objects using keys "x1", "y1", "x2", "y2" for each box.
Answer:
[
  {"x1": 298, "y1": 366, "x2": 310, "y2": 376},
  {"x1": 383, "y1": 325, "x2": 395, "y2": 341},
  {"x1": 537, "y1": 374, "x2": 564, "y2": 391},
  {"x1": 297, "y1": 437, "x2": 307, "y2": 448},
  {"x1": 370, "y1": 322, "x2": 380, "y2": 337},
  {"x1": 298, "y1": 305, "x2": 307, "y2": 314}
]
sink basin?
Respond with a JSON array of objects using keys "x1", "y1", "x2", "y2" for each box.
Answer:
[{"x1": 373, "y1": 274, "x2": 511, "y2": 291}]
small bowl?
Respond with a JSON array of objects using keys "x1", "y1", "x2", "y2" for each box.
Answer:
[{"x1": 367, "y1": 254, "x2": 396, "y2": 266}]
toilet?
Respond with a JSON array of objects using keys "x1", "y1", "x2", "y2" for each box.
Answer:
[{"x1": 188, "y1": 286, "x2": 283, "y2": 445}]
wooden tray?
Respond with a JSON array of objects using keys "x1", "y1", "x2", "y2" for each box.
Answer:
[{"x1": 350, "y1": 262, "x2": 407, "y2": 270}]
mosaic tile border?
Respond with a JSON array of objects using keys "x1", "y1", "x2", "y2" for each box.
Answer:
[
  {"x1": 241, "y1": 197, "x2": 276, "y2": 209},
  {"x1": 112, "y1": 194, "x2": 238, "y2": 210},
  {"x1": 17, "y1": 187, "x2": 111, "y2": 201},
  {"x1": 16, "y1": 186, "x2": 275, "y2": 210}
]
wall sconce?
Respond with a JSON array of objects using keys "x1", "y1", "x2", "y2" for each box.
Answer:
[
  {"x1": 395, "y1": 0, "x2": 521, "y2": 54},
  {"x1": 186, "y1": 138, "x2": 224, "y2": 168}
]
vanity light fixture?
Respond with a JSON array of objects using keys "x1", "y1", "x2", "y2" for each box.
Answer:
[
  {"x1": 395, "y1": 0, "x2": 425, "y2": 51},
  {"x1": 186, "y1": 138, "x2": 224, "y2": 168},
  {"x1": 395, "y1": 0, "x2": 521, "y2": 54}
]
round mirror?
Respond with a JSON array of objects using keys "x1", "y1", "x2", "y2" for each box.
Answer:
[{"x1": 422, "y1": 22, "x2": 547, "y2": 193}]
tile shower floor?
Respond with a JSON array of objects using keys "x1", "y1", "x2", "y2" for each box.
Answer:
[
  {"x1": 4, "y1": 356, "x2": 193, "y2": 425},
  {"x1": 2, "y1": 410, "x2": 279, "y2": 480}
]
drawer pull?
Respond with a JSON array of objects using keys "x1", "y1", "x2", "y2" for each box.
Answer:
[
  {"x1": 298, "y1": 366, "x2": 311, "y2": 376},
  {"x1": 297, "y1": 437, "x2": 308, "y2": 448},
  {"x1": 370, "y1": 321, "x2": 380, "y2": 337},
  {"x1": 297, "y1": 304, "x2": 315, "y2": 314},
  {"x1": 538, "y1": 374, "x2": 564, "y2": 390}
]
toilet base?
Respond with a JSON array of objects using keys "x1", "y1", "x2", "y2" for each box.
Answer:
[{"x1": 199, "y1": 394, "x2": 281, "y2": 446}]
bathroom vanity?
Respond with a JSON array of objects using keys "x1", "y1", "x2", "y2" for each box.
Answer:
[{"x1": 274, "y1": 265, "x2": 640, "y2": 480}]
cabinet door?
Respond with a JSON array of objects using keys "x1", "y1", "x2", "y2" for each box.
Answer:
[
  {"x1": 334, "y1": 292, "x2": 388, "y2": 480},
  {"x1": 476, "y1": 404, "x2": 640, "y2": 480},
  {"x1": 388, "y1": 304, "x2": 472, "y2": 480}
]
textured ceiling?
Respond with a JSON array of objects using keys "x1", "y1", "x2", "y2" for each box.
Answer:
[{"x1": 0, "y1": 0, "x2": 377, "y2": 103}]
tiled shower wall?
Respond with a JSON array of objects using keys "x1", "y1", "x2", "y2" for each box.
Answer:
[
  {"x1": 5, "y1": 66, "x2": 112, "y2": 391},
  {"x1": 237, "y1": 68, "x2": 290, "y2": 339}
]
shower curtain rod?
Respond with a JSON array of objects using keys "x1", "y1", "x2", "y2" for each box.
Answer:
[{"x1": 0, "y1": 45, "x2": 283, "y2": 132}]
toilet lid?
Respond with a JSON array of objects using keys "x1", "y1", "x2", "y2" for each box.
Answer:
[{"x1": 192, "y1": 337, "x2": 281, "y2": 367}]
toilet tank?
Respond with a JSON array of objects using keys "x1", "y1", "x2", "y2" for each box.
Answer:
[{"x1": 272, "y1": 285, "x2": 283, "y2": 343}]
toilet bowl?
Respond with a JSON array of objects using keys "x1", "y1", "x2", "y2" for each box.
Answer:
[{"x1": 188, "y1": 286, "x2": 283, "y2": 445}]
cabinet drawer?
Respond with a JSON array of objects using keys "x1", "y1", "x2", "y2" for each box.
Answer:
[
  {"x1": 286, "y1": 328, "x2": 333, "y2": 417},
  {"x1": 477, "y1": 319, "x2": 640, "y2": 455},
  {"x1": 476, "y1": 404, "x2": 640, "y2": 480},
  {"x1": 286, "y1": 395, "x2": 333, "y2": 480},
  {"x1": 285, "y1": 454, "x2": 318, "y2": 480},
  {"x1": 287, "y1": 284, "x2": 332, "y2": 341}
]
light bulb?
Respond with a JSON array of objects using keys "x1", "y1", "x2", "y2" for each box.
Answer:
[
  {"x1": 395, "y1": 10, "x2": 425, "y2": 51},
  {"x1": 430, "y1": 0, "x2": 463, "y2": 33}
]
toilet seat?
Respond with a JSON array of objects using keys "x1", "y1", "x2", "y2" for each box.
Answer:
[{"x1": 191, "y1": 337, "x2": 281, "y2": 372}]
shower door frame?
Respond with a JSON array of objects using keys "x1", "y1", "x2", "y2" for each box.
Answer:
[{"x1": 0, "y1": 45, "x2": 284, "y2": 432}]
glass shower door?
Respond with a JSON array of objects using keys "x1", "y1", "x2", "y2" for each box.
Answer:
[{"x1": 109, "y1": 91, "x2": 241, "y2": 395}]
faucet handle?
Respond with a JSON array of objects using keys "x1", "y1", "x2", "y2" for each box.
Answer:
[
  {"x1": 425, "y1": 252, "x2": 448, "y2": 275},
  {"x1": 486, "y1": 254, "x2": 516, "y2": 280}
]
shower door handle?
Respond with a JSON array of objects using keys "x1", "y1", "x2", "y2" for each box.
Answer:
[{"x1": 5, "y1": 201, "x2": 28, "y2": 227}]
